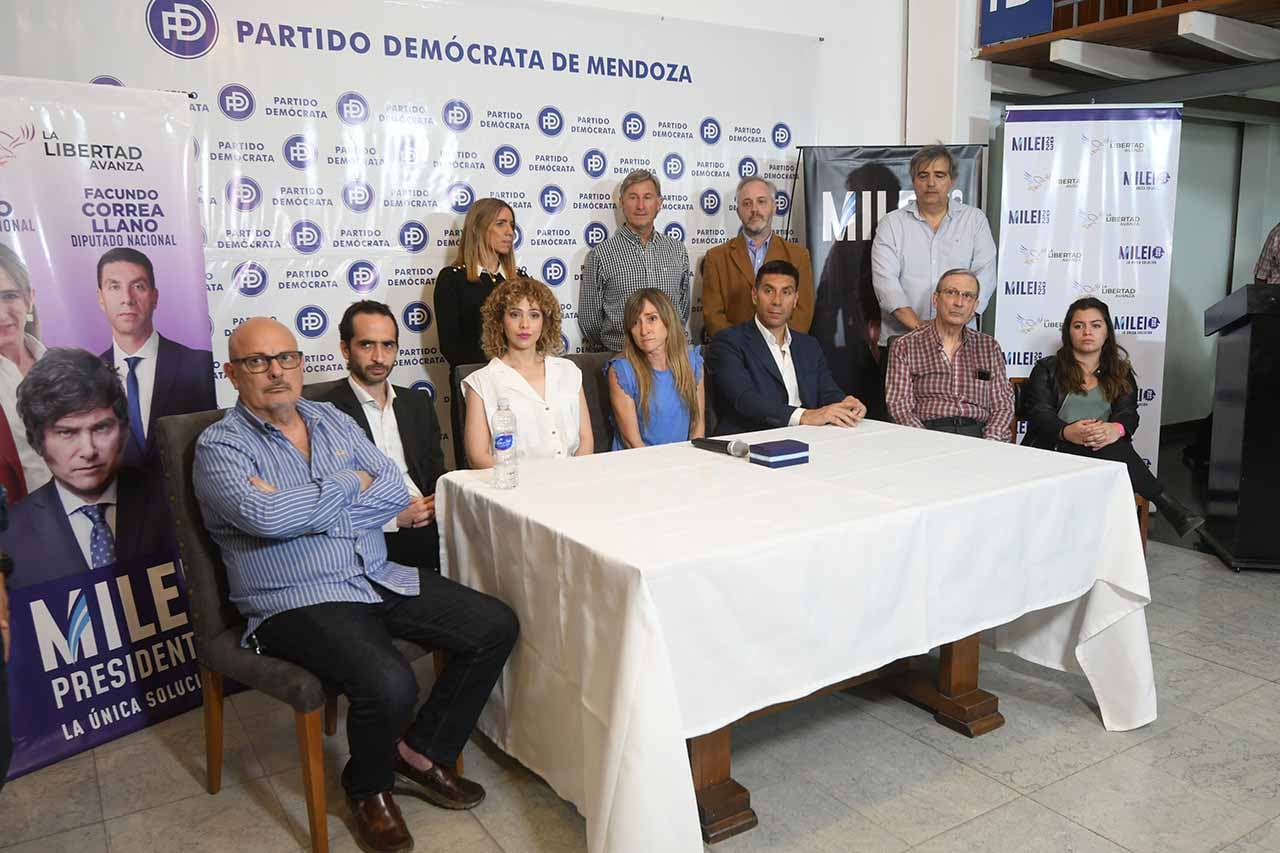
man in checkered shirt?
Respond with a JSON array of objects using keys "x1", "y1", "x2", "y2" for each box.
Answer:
[
  {"x1": 885, "y1": 269, "x2": 1013, "y2": 441},
  {"x1": 579, "y1": 169, "x2": 691, "y2": 352},
  {"x1": 1254, "y1": 220, "x2": 1280, "y2": 284}
]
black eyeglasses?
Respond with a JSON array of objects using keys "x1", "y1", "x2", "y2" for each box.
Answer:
[{"x1": 229, "y1": 351, "x2": 303, "y2": 373}]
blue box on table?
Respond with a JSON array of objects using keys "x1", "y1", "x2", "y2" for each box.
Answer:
[{"x1": 748, "y1": 439, "x2": 809, "y2": 468}]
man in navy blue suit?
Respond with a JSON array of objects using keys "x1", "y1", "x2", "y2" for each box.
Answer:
[
  {"x1": 709, "y1": 259, "x2": 867, "y2": 436},
  {"x1": 96, "y1": 248, "x2": 217, "y2": 468},
  {"x1": 1, "y1": 349, "x2": 172, "y2": 590}
]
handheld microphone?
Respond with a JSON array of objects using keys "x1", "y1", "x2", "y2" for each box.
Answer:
[{"x1": 691, "y1": 438, "x2": 750, "y2": 458}]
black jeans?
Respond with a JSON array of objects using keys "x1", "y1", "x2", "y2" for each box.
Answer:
[
  {"x1": 1055, "y1": 437, "x2": 1162, "y2": 500},
  {"x1": 255, "y1": 574, "x2": 518, "y2": 799}
]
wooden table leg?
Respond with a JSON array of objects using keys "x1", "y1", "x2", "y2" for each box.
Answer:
[
  {"x1": 687, "y1": 726, "x2": 758, "y2": 844},
  {"x1": 887, "y1": 633, "x2": 1005, "y2": 737}
]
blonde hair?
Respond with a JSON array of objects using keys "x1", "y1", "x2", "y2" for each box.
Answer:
[
  {"x1": 453, "y1": 198, "x2": 518, "y2": 281},
  {"x1": 479, "y1": 277, "x2": 564, "y2": 359},
  {"x1": 621, "y1": 288, "x2": 698, "y2": 431}
]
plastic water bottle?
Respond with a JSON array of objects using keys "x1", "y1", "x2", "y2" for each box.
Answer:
[{"x1": 492, "y1": 398, "x2": 518, "y2": 489}]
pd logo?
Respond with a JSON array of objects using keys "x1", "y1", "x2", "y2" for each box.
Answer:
[
  {"x1": 289, "y1": 219, "x2": 323, "y2": 254},
  {"x1": 399, "y1": 221, "x2": 429, "y2": 253},
  {"x1": 582, "y1": 149, "x2": 607, "y2": 179},
  {"x1": 700, "y1": 189, "x2": 721, "y2": 216},
  {"x1": 295, "y1": 305, "x2": 328, "y2": 339},
  {"x1": 772, "y1": 122, "x2": 792, "y2": 149},
  {"x1": 662, "y1": 153, "x2": 685, "y2": 180},
  {"x1": 542, "y1": 257, "x2": 567, "y2": 286},
  {"x1": 622, "y1": 111, "x2": 646, "y2": 141},
  {"x1": 540, "y1": 184, "x2": 566, "y2": 214},
  {"x1": 218, "y1": 83, "x2": 255, "y2": 121},
  {"x1": 494, "y1": 145, "x2": 521, "y2": 176},
  {"x1": 442, "y1": 99, "x2": 472, "y2": 132},
  {"x1": 584, "y1": 222, "x2": 609, "y2": 247},
  {"x1": 147, "y1": 0, "x2": 219, "y2": 59},
  {"x1": 699, "y1": 117, "x2": 721, "y2": 145},
  {"x1": 282, "y1": 134, "x2": 315, "y2": 170},
  {"x1": 774, "y1": 190, "x2": 791, "y2": 217},
  {"x1": 232, "y1": 261, "x2": 268, "y2": 297},
  {"x1": 538, "y1": 106, "x2": 564, "y2": 137},
  {"x1": 91, "y1": 75, "x2": 125, "y2": 86},
  {"x1": 347, "y1": 260, "x2": 379, "y2": 293},
  {"x1": 447, "y1": 182, "x2": 475, "y2": 213},
  {"x1": 336, "y1": 91, "x2": 369, "y2": 126},
  {"x1": 403, "y1": 301, "x2": 432, "y2": 333},
  {"x1": 225, "y1": 176, "x2": 261, "y2": 212},
  {"x1": 512, "y1": 223, "x2": 523, "y2": 250},
  {"x1": 738, "y1": 157, "x2": 759, "y2": 179},
  {"x1": 342, "y1": 180, "x2": 374, "y2": 213},
  {"x1": 0, "y1": 200, "x2": 11, "y2": 217},
  {"x1": 663, "y1": 222, "x2": 685, "y2": 242},
  {"x1": 560, "y1": 333, "x2": 571, "y2": 354},
  {"x1": 410, "y1": 379, "x2": 436, "y2": 400}
]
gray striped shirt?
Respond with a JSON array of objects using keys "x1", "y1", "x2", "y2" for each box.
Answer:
[
  {"x1": 579, "y1": 225, "x2": 691, "y2": 352},
  {"x1": 194, "y1": 397, "x2": 417, "y2": 643}
]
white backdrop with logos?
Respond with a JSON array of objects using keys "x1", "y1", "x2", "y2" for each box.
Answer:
[
  {"x1": 4, "y1": 0, "x2": 817, "y2": 461},
  {"x1": 993, "y1": 104, "x2": 1182, "y2": 471}
]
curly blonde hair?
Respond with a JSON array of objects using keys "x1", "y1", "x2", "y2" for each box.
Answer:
[{"x1": 479, "y1": 276, "x2": 564, "y2": 359}]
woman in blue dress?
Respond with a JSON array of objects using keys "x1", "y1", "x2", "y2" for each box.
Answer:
[{"x1": 607, "y1": 288, "x2": 705, "y2": 449}]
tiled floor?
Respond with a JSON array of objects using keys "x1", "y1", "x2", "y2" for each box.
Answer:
[{"x1": 2, "y1": 540, "x2": 1278, "y2": 852}]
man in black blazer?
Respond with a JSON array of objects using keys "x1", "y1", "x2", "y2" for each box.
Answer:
[
  {"x1": 2, "y1": 349, "x2": 173, "y2": 590},
  {"x1": 316, "y1": 301, "x2": 446, "y2": 572},
  {"x1": 709, "y1": 260, "x2": 867, "y2": 436},
  {"x1": 96, "y1": 248, "x2": 217, "y2": 468}
]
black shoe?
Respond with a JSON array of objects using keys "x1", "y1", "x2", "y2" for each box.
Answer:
[
  {"x1": 393, "y1": 755, "x2": 485, "y2": 810},
  {"x1": 1155, "y1": 493, "x2": 1205, "y2": 538}
]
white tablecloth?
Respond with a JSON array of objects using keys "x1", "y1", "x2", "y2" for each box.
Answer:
[{"x1": 438, "y1": 421, "x2": 1155, "y2": 853}]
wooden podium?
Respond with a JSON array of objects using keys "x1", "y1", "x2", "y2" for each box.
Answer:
[{"x1": 1203, "y1": 284, "x2": 1280, "y2": 571}]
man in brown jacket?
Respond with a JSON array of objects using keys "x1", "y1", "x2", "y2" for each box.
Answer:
[{"x1": 702, "y1": 176, "x2": 814, "y2": 338}]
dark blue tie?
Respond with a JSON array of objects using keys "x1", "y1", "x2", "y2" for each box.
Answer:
[
  {"x1": 125, "y1": 356, "x2": 145, "y2": 451},
  {"x1": 76, "y1": 503, "x2": 116, "y2": 569}
]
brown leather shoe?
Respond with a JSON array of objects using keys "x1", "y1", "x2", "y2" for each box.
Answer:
[
  {"x1": 393, "y1": 755, "x2": 485, "y2": 809},
  {"x1": 347, "y1": 791, "x2": 414, "y2": 853}
]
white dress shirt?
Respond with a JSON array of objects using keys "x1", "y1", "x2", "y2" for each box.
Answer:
[
  {"x1": 463, "y1": 357, "x2": 583, "y2": 461},
  {"x1": 57, "y1": 478, "x2": 118, "y2": 569},
  {"x1": 754, "y1": 316, "x2": 805, "y2": 427},
  {"x1": 111, "y1": 330, "x2": 160, "y2": 439},
  {"x1": 0, "y1": 333, "x2": 50, "y2": 490},
  {"x1": 348, "y1": 377, "x2": 423, "y2": 533}
]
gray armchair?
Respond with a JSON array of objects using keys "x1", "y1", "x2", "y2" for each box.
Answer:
[{"x1": 154, "y1": 409, "x2": 439, "y2": 853}]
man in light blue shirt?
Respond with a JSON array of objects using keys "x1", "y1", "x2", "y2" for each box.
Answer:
[
  {"x1": 194, "y1": 317, "x2": 517, "y2": 853},
  {"x1": 871, "y1": 145, "x2": 996, "y2": 348}
]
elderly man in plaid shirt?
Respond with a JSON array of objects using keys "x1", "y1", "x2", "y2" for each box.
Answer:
[
  {"x1": 579, "y1": 169, "x2": 691, "y2": 352},
  {"x1": 885, "y1": 269, "x2": 1013, "y2": 441},
  {"x1": 1254, "y1": 220, "x2": 1280, "y2": 284}
]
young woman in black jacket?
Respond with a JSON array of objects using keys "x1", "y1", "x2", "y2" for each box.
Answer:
[
  {"x1": 1023, "y1": 297, "x2": 1203, "y2": 537},
  {"x1": 434, "y1": 198, "x2": 520, "y2": 370}
]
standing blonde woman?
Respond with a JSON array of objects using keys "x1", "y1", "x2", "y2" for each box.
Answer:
[
  {"x1": 607, "y1": 288, "x2": 704, "y2": 449},
  {"x1": 435, "y1": 198, "x2": 520, "y2": 370}
]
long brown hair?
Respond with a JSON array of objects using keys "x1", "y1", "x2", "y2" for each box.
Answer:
[
  {"x1": 1054, "y1": 297, "x2": 1133, "y2": 401},
  {"x1": 453, "y1": 198, "x2": 518, "y2": 282},
  {"x1": 479, "y1": 276, "x2": 563, "y2": 359},
  {"x1": 621, "y1": 288, "x2": 699, "y2": 431}
]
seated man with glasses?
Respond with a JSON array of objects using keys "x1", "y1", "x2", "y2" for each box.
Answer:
[
  {"x1": 193, "y1": 317, "x2": 518, "y2": 853},
  {"x1": 885, "y1": 269, "x2": 1013, "y2": 441}
]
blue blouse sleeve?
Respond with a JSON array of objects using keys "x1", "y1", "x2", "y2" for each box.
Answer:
[
  {"x1": 689, "y1": 345, "x2": 704, "y2": 382},
  {"x1": 608, "y1": 356, "x2": 639, "y2": 400}
]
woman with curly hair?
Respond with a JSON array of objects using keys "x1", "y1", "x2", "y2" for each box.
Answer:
[
  {"x1": 462, "y1": 276, "x2": 592, "y2": 468},
  {"x1": 607, "y1": 288, "x2": 704, "y2": 449},
  {"x1": 1022, "y1": 297, "x2": 1203, "y2": 536}
]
